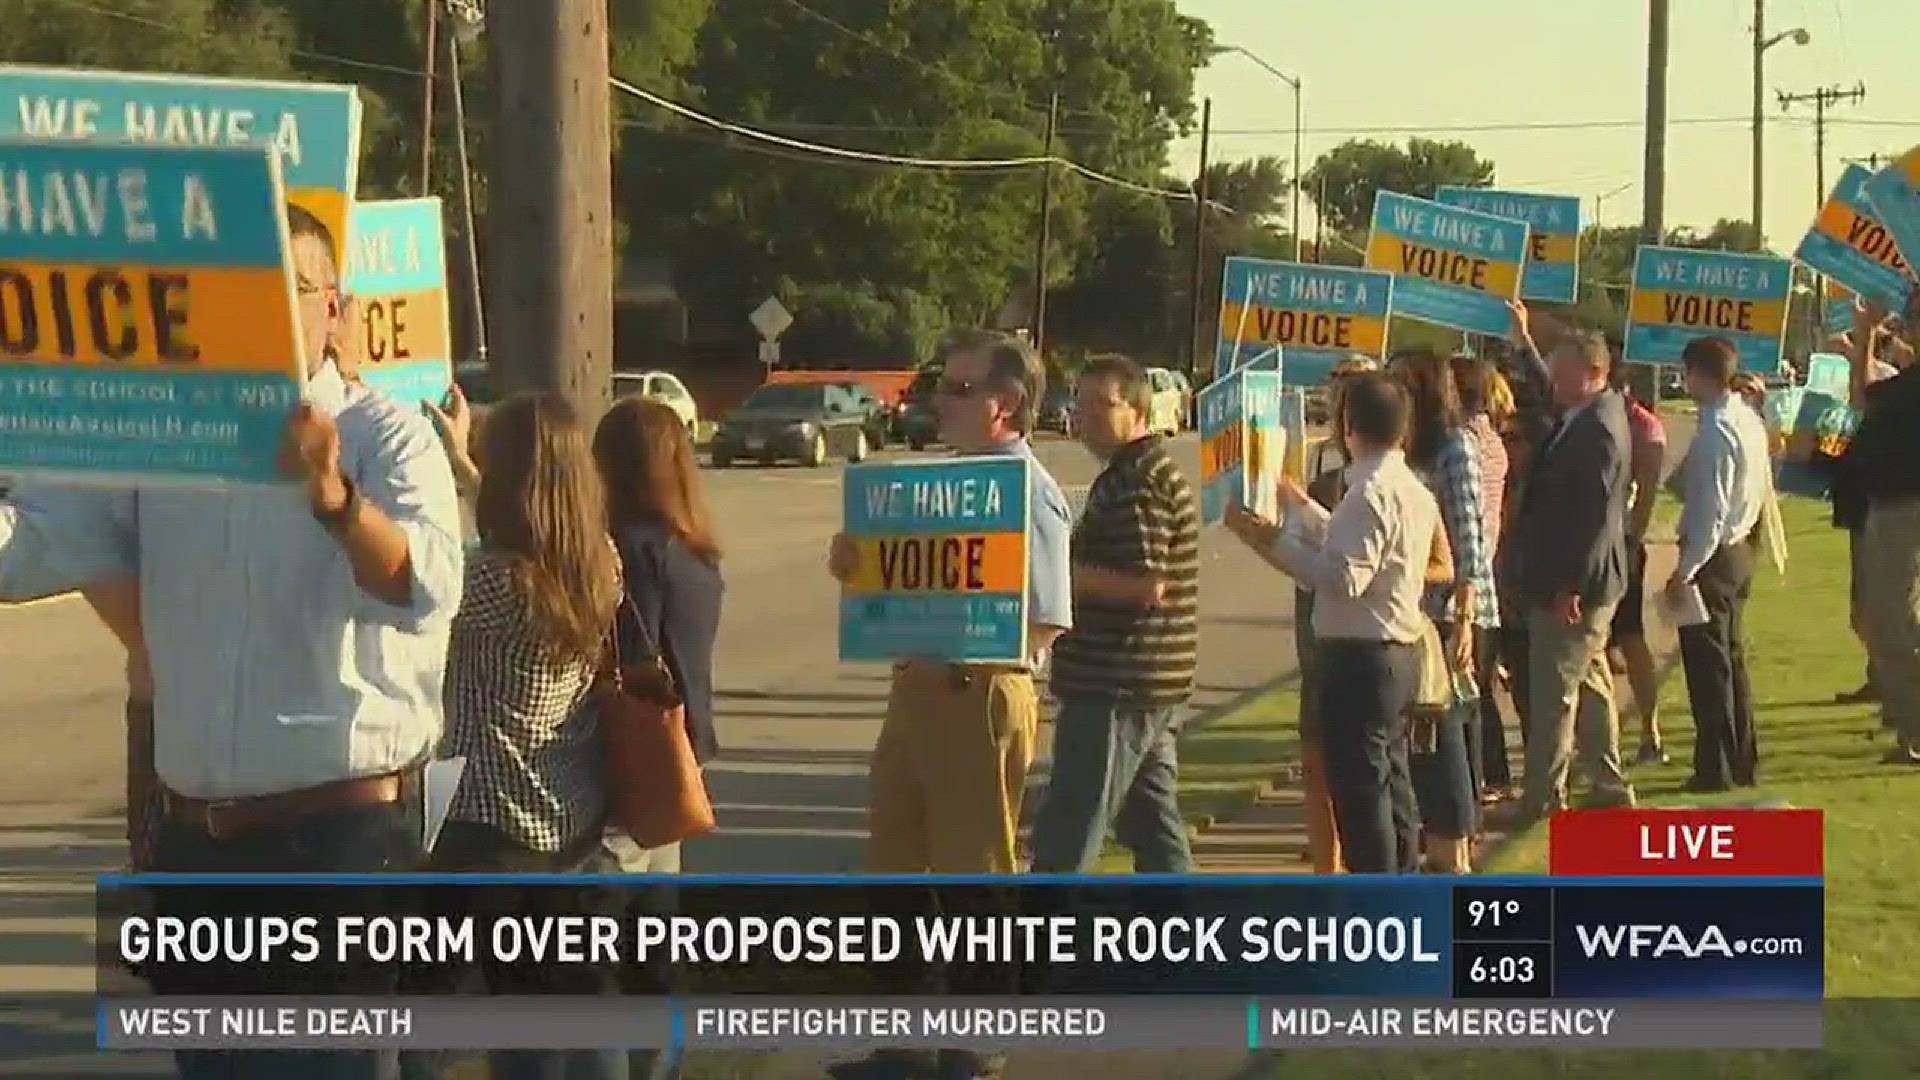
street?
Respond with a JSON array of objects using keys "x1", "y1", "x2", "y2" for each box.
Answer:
[{"x1": 0, "y1": 431, "x2": 1304, "y2": 1073}]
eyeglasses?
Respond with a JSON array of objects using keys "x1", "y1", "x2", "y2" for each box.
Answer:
[{"x1": 936, "y1": 378, "x2": 984, "y2": 398}]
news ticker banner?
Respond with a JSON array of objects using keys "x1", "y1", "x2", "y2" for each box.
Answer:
[
  {"x1": 0, "y1": 64, "x2": 363, "y2": 269},
  {"x1": 838, "y1": 454, "x2": 1031, "y2": 663},
  {"x1": 342, "y1": 197, "x2": 453, "y2": 409},
  {"x1": 1434, "y1": 186, "x2": 1582, "y2": 304},
  {"x1": 98, "y1": 810, "x2": 1824, "y2": 993},
  {"x1": 1215, "y1": 257, "x2": 1394, "y2": 385},
  {"x1": 97, "y1": 996, "x2": 1822, "y2": 1052},
  {"x1": 1365, "y1": 190, "x2": 1528, "y2": 337},
  {"x1": 1793, "y1": 164, "x2": 1917, "y2": 315},
  {"x1": 1861, "y1": 146, "x2": 1920, "y2": 276},
  {"x1": 0, "y1": 139, "x2": 304, "y2": 485},
  {"x1": 1624, "y1": 245, "x2": 1793, "y2": 372}
]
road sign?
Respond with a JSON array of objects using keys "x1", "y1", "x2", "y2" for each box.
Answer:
[
  {"x1": 749, "y1": 296, "x2": 793, "y2": 339},
  {"x1": 758, "y1": 339, "x2": 781, "y2": 365}
]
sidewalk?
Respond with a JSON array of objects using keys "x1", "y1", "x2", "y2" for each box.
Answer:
[{"x1": 1190, "y1": 540, "x2": 1683, "y2": 873}]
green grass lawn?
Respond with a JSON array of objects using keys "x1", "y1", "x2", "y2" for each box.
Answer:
[{"x1": 1237, "y1": 495, "x2": 1917, "y2": 1077}]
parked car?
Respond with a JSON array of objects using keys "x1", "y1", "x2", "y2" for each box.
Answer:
[
  {"x1": 830, "y1": 381, "x2": 895, "y2": 448},
  {"x1": 1037, "y1": 382, "x2": 1073, "y2": 434},
  {"x1": 1166, "y1": 369, "x2": 1194, "y2": 429},
  {"x1": 711, "y1": 382, "x2": 873, "y2": 467},
  {"x1": 613, "y1": 370, "x2": 700, "y2": 434},
  {"x1": 1142, "y1": 367, "x2": 1186, "y2": 436},
  {"x1": 898, "y1": 366, "x2": 943, "y2": 450}
]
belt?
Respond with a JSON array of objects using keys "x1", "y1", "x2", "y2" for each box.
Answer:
[
  {"x1": 161, "y1": 768, "x2": 417, "y2": 841},
  {"x1": 894, "y1": 661, "x2": 1032, "y2": 689}
]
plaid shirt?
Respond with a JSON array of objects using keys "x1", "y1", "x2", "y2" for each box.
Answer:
[
  {"x1": 1417, "y1": 428, "x2": 1500, "y2": 629},
  {"x1": 444, "y1": 548, "x2": 605, "y2": 853}
]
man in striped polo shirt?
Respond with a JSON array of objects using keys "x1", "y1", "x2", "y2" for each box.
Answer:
[{"x1": 1030, "y1": 354, "x2": 1201, "y2": 872}]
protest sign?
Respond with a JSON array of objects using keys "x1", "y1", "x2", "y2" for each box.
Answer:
[
  {"x1": 1196, "y1": 370, "x2": 1245, "y2": 527},
  {"x1": 1280, "y1": 387, "x2": 1308, "y2": 482},
  {"x1": 1216, "y1": 256, "x2": 1392, "y2": 385},
  {"x1": 1803, "y1": 353, "x2": 1850, "y2": 404},
  {"x1": 1624, "y1": 245, "x2": 1792, "y2": 372},
  {"x1": 839, "y1": 455, "x2": 1030, "y2": 663},
  {"x1": 343, "y1": 198, "x2": 452, "y2": 407},
  {"x1": 1434, "y1": 186, "x2": 1582, "y2": 304},
  {"x1": 1365, "y1": 190, "x2": 1528, "y2": 336},
  {"x1": 1823, "y1": 280, "x2": 1857, "y2": 340},
  {"x1": 1198, "y1": 368, "x2": 1285, "y2": 524},
  {"x1": 1793, "y1": 165, "x2": 1916, "y2": 313},
  {"x1": 0, "y1": 140, "x2": 302, "y2": 484},
  {"x1": 1243, "y1": 369, "x2": 1285, "y2": 522},
  {"x1": 0, "y1": 64, "x2": 361, "y2": 266},
  {"x1": 1862, "y1": 146, "x2": 1920, "y2": 274}
]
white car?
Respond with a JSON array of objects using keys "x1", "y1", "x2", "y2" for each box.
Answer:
[
  {"x1": 1143, "y1": 367, "x2": 1187, "y2": 436},
  {"x1": 613, "y1": 371, "x2": 700, "y2": 434}
]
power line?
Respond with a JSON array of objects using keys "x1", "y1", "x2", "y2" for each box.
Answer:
[{"x1": 608, "y1": 76, "x2": 1225, "y2": 208}]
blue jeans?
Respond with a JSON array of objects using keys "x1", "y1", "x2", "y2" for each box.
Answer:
[{"x1": 1029, "y1": 696, "x2": 1192, "y2": 873}]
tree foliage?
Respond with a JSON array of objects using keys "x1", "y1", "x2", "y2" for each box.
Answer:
[{"x1": 1303, "y1": 137, "x2": 1498, "y2": 234}]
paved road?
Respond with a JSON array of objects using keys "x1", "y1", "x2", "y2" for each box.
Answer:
[{"x1": 0, "y1": 431, "x2": 1304, "y2": 1073}]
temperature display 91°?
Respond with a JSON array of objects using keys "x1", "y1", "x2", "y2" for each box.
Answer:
[{"x1": 1452, "y1": 886, "x2": 1552, "y2": 942}]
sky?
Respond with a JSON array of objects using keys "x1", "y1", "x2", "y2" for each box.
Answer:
[{"x1": 1171, "y1": 0, "x2": 1920, "y2": 251}]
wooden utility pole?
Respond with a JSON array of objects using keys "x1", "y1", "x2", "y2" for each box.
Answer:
[
  {"x1": 487, "y1": 0, "x2": 615, "y2": 416},
  {"x1": 1187, "y1": 98, "x2": 1212, "y2": 378},
  {"x1": 1779, "y1": 83, "x2": 1866, "y2": 339},
  {"x1": 418, "y1": 0, "x2": 439, "y2": 196},
  {"x1": 1031, "y1": 93, "x2": 1059, "y2": 358},
  {"x1": 1641, "y1": 0, "x2": 1670, "y2": 246}
]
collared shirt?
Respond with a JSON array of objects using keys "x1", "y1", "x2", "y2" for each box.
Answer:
[
  {"x1": 1051, "y1": 435, "x2": 1200, "y2": 707},
  {"x1": 1674, "y1": 394, "x2": 1770, "y2": 581},
  {"x1": 974, "y1": 438, "x2": 1074, "y2": 653},
  {"x1": 1273, "y1": 448, "x2": 1439, "y2": 645},
  {"x1": 1415, "y1": 429, "x2": 1498, "y2": 629},
  {"x1": 0, "y1": 363, "x2": 465, "y2": 799}
]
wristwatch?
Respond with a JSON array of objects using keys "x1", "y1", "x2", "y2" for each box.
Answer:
[{"x1": 311, "y1": 475, "x2": 362, "y2": 535}]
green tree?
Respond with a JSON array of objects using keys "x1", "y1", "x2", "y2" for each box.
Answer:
[
  {"x1": 0, "y1": 0, "x2": 296, "y2": 82},
  {"x1": 1303, "y1": 137, "x2": 1497, "y2": 234}
]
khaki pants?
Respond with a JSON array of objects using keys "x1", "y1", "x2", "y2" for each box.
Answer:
[
  {"x1": 868, "y1": 666, "x2": 1039, "y2": 872},
  {"x1": 1862, "y1": 501, "x2": 1920, "y2": 744},
  {"x1": 1523, "y1": 598, "x2": 1634, "y2": 819}
]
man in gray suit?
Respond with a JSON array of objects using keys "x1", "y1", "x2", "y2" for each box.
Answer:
[{"x1": 1509, "y1": 328, "x2": 1637, "y2": 821}]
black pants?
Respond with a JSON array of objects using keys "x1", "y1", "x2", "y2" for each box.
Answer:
[
  {"x1": 1318, "y1": 640, "x2": 1421, "y2": 874},
  {"x1": 1475, "y1": 626, "x2": 1512, "y2": 788},
  {"x1": 147, "y1": 795, "x2": 425, "y2": 1080},
  {"x1": 1678, "y1": 540, "x2": 1759, "y2": 788}
]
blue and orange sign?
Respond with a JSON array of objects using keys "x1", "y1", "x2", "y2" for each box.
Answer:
[
  {"x1": 840, "y1": 456, "x2": 1031, "y2": 663},
  {"x1": 1794, "y1": 164, "x2": 1916, "y2": 313},
  {"x1": 1434, "y1": 186, "x2": 1582, "y2": 304},
  {"x1": 344, "y1": 198, "x2": 452, "y2": 408},
  {"x1": 0, "y1": 64, "x2": 361, "y2": 268},
  {"x1": 1365, "y1": 191, "x2": 1529, "y2": 336},
  {"x1": 1862, "y1": 146, "x2": 1920, "y2": 277},
  {"x1": 0, "y1": 140, "x2": 301, "y2": 484},
  {"x1": 1624, "y1": 246, "x2": 1793, "y2": 372},
  {"x1": 1216, "y1": 256, "x2": 1393, "y2": 385}
]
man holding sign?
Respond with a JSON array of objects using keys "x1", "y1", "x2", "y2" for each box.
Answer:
[{"x1": 0, "y1": 150, "x2": 462, "y2": 1080}]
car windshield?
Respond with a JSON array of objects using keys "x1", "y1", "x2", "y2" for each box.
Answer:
[
  {"x1": 740, "y1": 384, "x2": 826, "y2": 410},
  {"x1": 833, "y1": 384, "x2": 874, "y2": 403}
]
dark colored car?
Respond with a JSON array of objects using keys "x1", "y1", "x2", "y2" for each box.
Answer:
[
  {"x1": 1037, "y1": 382, "x2": 1073, "y2": 434},
  {"x1": 711, "y1": 383, "x2": 873, "y2": 468},
  {"x1": 831, "y1": 382, "x2": 895, "y2": 449},
  {"x1": 898, "y1": 367, "x2": 943, "y2": 450}
]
